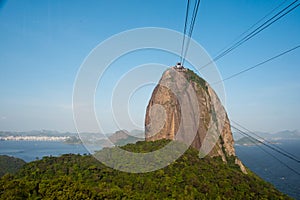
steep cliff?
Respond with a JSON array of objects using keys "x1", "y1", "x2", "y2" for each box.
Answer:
[{"x1": 145, "y1": 67, "x2": 245, "y2": 172}]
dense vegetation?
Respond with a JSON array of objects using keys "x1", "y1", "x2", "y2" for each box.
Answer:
[
  {"x1": 185, "y1": 68, "x2": 208, "y2": 92},
  {"x1": 0, "y1": 155, "x2": 26, "y2": 177},
  {"x1": 0, "y1": 140, "x2": 291, "y2": 199}
]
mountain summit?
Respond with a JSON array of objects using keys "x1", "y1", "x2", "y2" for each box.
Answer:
[{"x1": 145, "y1": 66, "x2": 246, "y2": 172}]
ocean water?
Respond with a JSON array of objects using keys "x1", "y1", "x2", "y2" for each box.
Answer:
[
  {"x1": 235, "y1": 140, "x2": 300, "y2": 200},
  {"x1": 0, "y1": 140, "x2": 90, "y2": 162},
  {"x1": 0, "y1": 140, "x2": 299, "y2": 199}
]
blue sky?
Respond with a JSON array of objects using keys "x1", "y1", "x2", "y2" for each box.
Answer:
[{"x1": 0, "y1": 0, "x2": 299, "y2": 133}]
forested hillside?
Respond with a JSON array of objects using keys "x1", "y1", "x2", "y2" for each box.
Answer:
[
  {"x1": 0, "y1": 140, "x2": 291, "y2": 199},
  {"x1": 0, "y1": 155, "x2": 25, "y2": 177}
]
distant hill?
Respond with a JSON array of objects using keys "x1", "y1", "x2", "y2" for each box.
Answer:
[
  {"x1": 0, "y1": 155, "x2": 26, "y2": 177},
  {"x1": 0, "y1": 140, "x2": 291, "y2": 199},
  {"x1": 94, "y1": 130, "x2": 144, "y2": 147},
  {"x1": 235, "y1": 137, "x2": 262, "y2": 146},
  {"x1": 108, "y1": 130, "x2": 144, "y2": 146}
]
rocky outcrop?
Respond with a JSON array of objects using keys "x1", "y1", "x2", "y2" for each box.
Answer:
[{"x1": 145, "y1": 67, "x2": 246, "y2": 173}]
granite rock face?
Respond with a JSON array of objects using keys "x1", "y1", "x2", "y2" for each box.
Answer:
[{"x1": 145, "y1": 67, "x2": 246, "y2": 173}]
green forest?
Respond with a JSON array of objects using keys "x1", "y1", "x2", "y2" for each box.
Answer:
[
  {"x1": 0, "y1": 155, "x2": 26, "y2": 177},
  {"x1": 0, "y1": 140, "x2": 291, "y2": 199}
]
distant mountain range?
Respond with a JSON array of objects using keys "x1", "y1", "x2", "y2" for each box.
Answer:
[
  {"x1": 234, "y1": 130, "x2": 300, "y2": 146},
  {"x1": 1, "y1": 129, "x2": 299, "y2": 147},
  {"x1": 0, "y1": 130, "x2": 76, "y2": 137},
  {"x1": 0, "y1": 129, "x2": 144, "y2": 146}
]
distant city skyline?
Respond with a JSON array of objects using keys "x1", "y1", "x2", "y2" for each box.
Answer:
[{"x1": 0, "y1": 0, "x2": 299, "y2": 133}]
